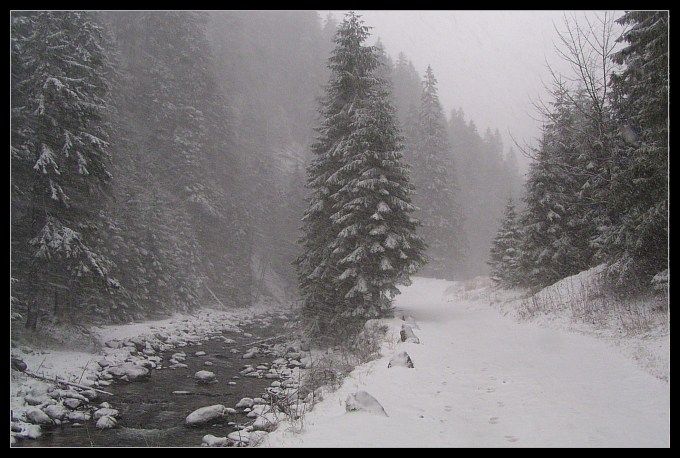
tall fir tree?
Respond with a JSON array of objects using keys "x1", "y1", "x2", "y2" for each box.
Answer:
[
  {"x1": 600, "y1": 11, "x2": 669, "y2": 290},
  {"x1": 488, "y1": 198, "x2": 523, "y2": 288},
  {"x1": 11, "y1": 11, "x2": 117, "y2": 327},
  {"x1": 407, "y1": 66, "x2": 465, "y2": 279},
  {"x1": 296, "y1": 12, "x2": 425, "y2": 338}
]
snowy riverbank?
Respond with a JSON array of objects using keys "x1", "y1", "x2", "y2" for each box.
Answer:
[{"x1": 260, "y1": 277, "x2": 670, "y2": 448}]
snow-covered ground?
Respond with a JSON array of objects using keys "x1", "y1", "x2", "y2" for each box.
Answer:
[{"x1": 262, "y1": 277, "x2": 670, "y2": 448}]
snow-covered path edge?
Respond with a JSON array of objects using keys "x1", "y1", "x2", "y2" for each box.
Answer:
[{"x1": 262, "y1": 277, "x2": 670, "y2": 448}]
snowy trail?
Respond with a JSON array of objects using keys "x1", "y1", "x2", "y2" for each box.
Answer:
[{"x1": 263, "y1": 277, "x2": 670, "y2": 448}]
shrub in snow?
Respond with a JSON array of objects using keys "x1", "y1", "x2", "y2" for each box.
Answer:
[{"x1": 252, "y1": 412, "x2": 279, "y2": 431}]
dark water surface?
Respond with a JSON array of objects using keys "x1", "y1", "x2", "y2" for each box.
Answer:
[{"x1": 15, "y1": 315, "x2": 291, "y2": 447}]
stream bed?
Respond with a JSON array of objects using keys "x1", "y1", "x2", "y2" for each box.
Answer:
[{"x1": 13, "y1": 313, "x2": 299, "y2": 447}]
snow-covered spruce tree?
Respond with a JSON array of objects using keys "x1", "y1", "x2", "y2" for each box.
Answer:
[
  {"x1": 405, "y1": 66, "x2": 465, "y2": 279},
  {"x1": 488, "y1": 198, "x2": 523, "y2": 288},
  {"x1": 11, "y1": 11, "x2": 117, "y2": 327},
  {"x1": 519, "y1": 87, "x2": 599, "y2": 289},
  {"x1": 296, "y1": 12, "x2": 425, "y2": 338},
  {"x1": 599, "y1": 11, "x2": 668, "y2": 291}
]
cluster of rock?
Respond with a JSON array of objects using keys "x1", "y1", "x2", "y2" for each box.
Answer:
[
  {"x1": 338, "y1": 315, "x2": 423, "y2": 423},
  {"x1": 187, "y1": 342, "x2": 317, "y2": 447},
  {"x1": 10, "y1": 382, "x2": 119, "y2": 443}
]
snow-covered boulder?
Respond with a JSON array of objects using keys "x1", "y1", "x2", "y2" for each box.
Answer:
[
  {"x1": 227, "y1": 430, "x2": 250, "y2": 446},
  {"x1": 201, "y1": 434, "x2": 228, "y2": 447},
  {"x1": 345, "y1": 391, "x2": 388, "y2": 417},
  {"x1": 195, "y1": 351, "x2": 207, "y2": 357},
  {"x1": 95, "y1": 416, "x2": 117, "y2": 429},
  {"x1": 252, "y1": 412, "x2": 279, "y2": 431},
  {"x1": 26, "y1": 408, "x2": 53, "y2": 425},
  {"x1": 67, "y1": 411, "x2": 91, "y2": 422},
  {"x1": 44, "y1": 404, "x2": 68, "y2": 420},
  {"x1": 24, "y1": 394, "x2": 47, "y2": 406},
  {"x1": 16, "y1": 424, "x2": 42, "y2": 440},
  {"x1": 388, "y1": 351, "x2": 415, "y2": 368},
  {"x1": 246, "y1": 404, "x2": 269, "y2": 418},
  {"x1": 185, "y1": 405, "x2": 226, "y2": 426},
  {"x1": 235, "y1": 397, "x2": 254, "y2": 409},
  {"x1": 80, "y1": 389, "x2": 99, "y2": 401},
  {"x1": 63, "y1": 398, "x2": 83, "y2": 410},
  {"x1": 94, "y1": 408, "x2": 119, "y2": 420},
  {"x1": 194, "y1": 370, "x2": 216, "y2": 383},
  {"x1": 400, "y1": 324, "x2": 420, "y2": 344}
]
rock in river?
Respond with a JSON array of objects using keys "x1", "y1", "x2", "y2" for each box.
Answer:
[
  {"x1": 235, "y1": 397, "x2": 254, "y2": 409},
  {"x1": 186, "y1": 405, "x2": 226, "y2": 426},
  {"x1": 194, "y1": 370, "x2": 216, "y2": 383},
  {"x1": 106, "y1": 363, "x2": 150, "y2": 381},
  {"x1": 26, "y1": 408, "x2": 53, "y2": 425},
  {"x1": 201, "y1": 434, "x2": 228, "y2": 447},
  {"x1": 95, "y1": 416, "x2": 117, "y2": 429}
]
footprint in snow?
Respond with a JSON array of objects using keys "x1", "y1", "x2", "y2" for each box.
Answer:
[
  {"x1": 444, "y1": 405, "x2": 452, "y2": 412},
  {"x1": 486, "y1": 387, "x2": 496, "y2": 393},
  {"x1": 489, "y1": 416, "x2": 499, "y2": 424},
  {"x1": 497, "y1": 401, "x2": 505, "y2": 408},
  {"x1": 505, "y1": 435, "x2": 519, "y2": 443}
]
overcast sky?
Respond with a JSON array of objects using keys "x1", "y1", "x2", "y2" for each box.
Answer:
[{"x1": 319, "y1": 10, "x2": 624, "y2": 171}]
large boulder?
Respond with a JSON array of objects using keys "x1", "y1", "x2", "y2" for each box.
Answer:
[
  {"x1": 26, "y1": 408, "x2": 53, "y2": 425},
  {"x1": 11, "y1": 357, "x2": 28, "y2": 372},
  {"x1": 388, "y1": 351, "x2": 415, "y2": 368},
  {"x1": 44, "y1": 404, "x2": 68, "y2": 420},
  {"x1": 107, "y1": 363, "x2": 150, "y2": 381},
  {"x1": 185, "y1": 405, "x2": 226, "y2": 426},
  {"x1": 95, "y1": 416, "x2": 117, "y2": 429},
  {"x1": 345, "y1": 391, "x2": 388, "y2": 417}
]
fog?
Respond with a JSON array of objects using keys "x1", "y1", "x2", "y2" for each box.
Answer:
[
  {"x1": 323, "y1": 10, "x2": 622, "y2": 171},
  {"x1": 10, "y1": 10, "x2": 669, "y2": 448}
]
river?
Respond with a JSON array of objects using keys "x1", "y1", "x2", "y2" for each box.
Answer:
[{"x1": 13, "y1": 314, "x2": 293, "y2": 447}]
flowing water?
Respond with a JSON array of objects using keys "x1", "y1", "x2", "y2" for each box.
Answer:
[{"x1": 14, "y1": 315, "x2": 293, "y2": 447}]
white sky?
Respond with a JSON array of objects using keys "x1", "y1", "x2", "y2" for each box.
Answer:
[{"x1": 319, "y1": 10, "x2": 624, "y2": 170}]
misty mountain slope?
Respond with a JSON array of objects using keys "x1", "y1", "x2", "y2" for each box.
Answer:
[{"x1": 262, "y1": 277, "x2": 669, "y2": 448}]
